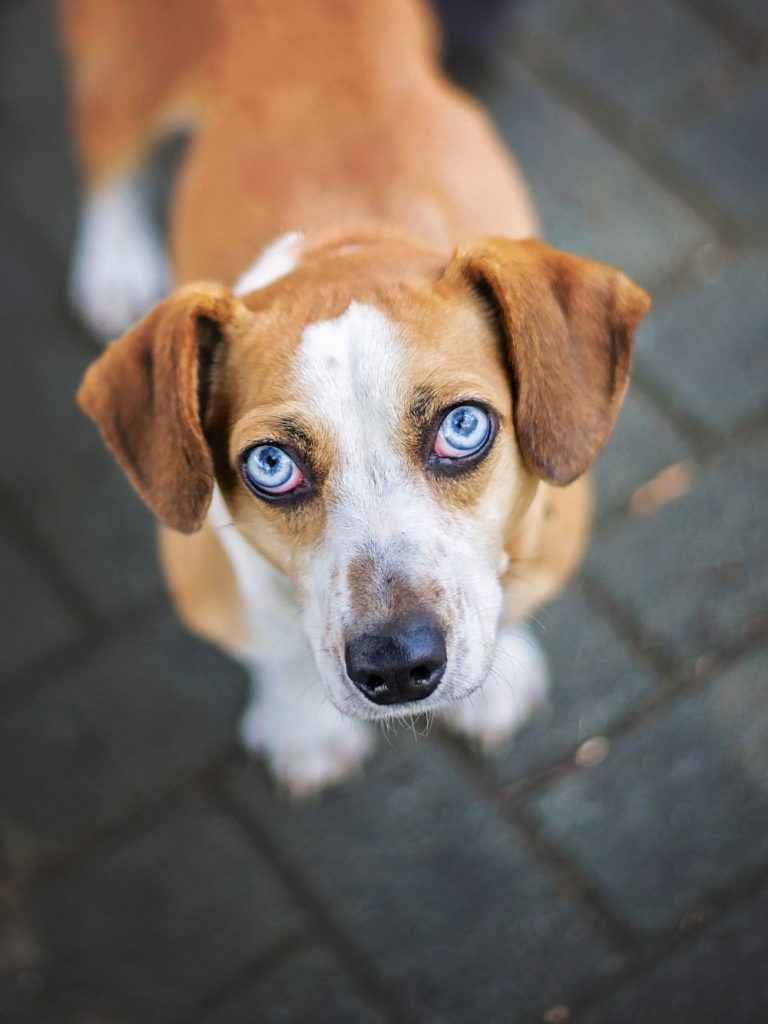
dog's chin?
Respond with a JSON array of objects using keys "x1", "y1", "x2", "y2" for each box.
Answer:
[{"x1": 321, "y1": 670, "x2": 488, "y2": 723}]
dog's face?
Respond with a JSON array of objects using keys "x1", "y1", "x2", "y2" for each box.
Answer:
[
  {"x1": 79, "y1": 236, "x2": 649, "y2": 719},
  {"x1": 218, "y1": 248, "x2": 536, "y2": 718}
]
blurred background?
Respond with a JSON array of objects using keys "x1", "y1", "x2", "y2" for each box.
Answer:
[{"x1": 1, "y1": 0, "x2": 767, "y2": 1021}]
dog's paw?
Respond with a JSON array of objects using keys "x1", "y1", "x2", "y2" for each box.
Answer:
[
  {"x1": 239, "y1": 696, "x2": 375, "y2": 798},
  {"x1": 442, "y1": 624, "x2": 548, "y2": 751},
  {"x1": 69, "y1": 177, "x2": 171, "y2": 340}
]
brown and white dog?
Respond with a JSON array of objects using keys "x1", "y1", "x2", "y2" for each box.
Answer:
[{"x1": 60, "y1": 0, "x2": 650, "y2": 794}]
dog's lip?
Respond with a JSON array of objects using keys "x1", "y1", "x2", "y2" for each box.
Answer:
[{"x1": 329, "y1": 674, "x2": 484, "y2": 721}]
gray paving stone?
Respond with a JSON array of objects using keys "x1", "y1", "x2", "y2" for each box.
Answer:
[
  {"x1": 502, "y1": 0, "x2": 588, "y2": 41},
  {"x1": 0, "y1": 240, "x2": 164, "y2": 619},
  {"x1": 0, "y1": 1, "x2": 68, "y2": 137},
  {"x1": 587, "y1": 432, "x2": 768, "y2": 664},
  {"x1": 484, "y1": 58, "x2": 715, "y2": 287},
  {"x1": 0, "y1": 234, "x2": 91, "y2": 482},
  {"x1": 3, "y1": 796, "x2": 304, "y2": 1024},
  {"x1": 669, "y1": 74, "x2": 768, "y2": 232},
  {"x1": 592, "y1": 385, "x2": 693, "y2": 515},
  {"x1": 0, "y1": 616, "x2": 244, "y2": 878},
  {"x1": 0, "y1": 149, "x2": 162, "y2": 627},
  {"x1": 227, "y1": 735, "x2": 616, "y2": 1024},
  {"x1": 530, "y1": 645, "x2": 768, "y2": 932},
  {"x1": 0, "y1": 0, "x2": 79, "y2": 263},
  {"x1": 555, "y1": 0, "x2": 742, "y2": 123},
  {"x1": 202, "y1": 945, "x2": 386, "y2": 1024},
  {"x1": 580, "y1": 885, "x2": 768, "y2": 1024},
  {"x1": 26, "y1": 448, "x2": 165, "y2": 620},
  {"x1": 0, "y1": 527, "x2": 82, "y2": 685},
  {"x1": 723, "y1": 0, "x2": 768, "y2": 35},
  {"x1": 493, "y1": 587, "x2": 658, "y2": 782},
  {"x1": 636, "y1": 244, "x2": 768, "y2": 434},
  {"x1": 0, "y1": 984, "x2": 62, "y2": 1024}
]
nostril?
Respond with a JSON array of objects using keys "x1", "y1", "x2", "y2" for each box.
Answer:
[
  {"x1": 410, "y1": 664, "x2": 433, "y2": 684},
  {"x1": 367, "y1": 673, "x2": 389, "y2": 697}
]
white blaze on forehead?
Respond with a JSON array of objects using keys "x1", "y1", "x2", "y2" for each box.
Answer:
[
  {"x1": 295, "y1": 301, "x2": 406, "y2": 472},
  {"x1": 293, "y1": 301, "x2": 505, "y2": 715},
  {"x1": 234, "y1": 231, "x2": 304, "y2": 294}
]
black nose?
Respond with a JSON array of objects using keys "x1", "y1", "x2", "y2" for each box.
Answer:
[{"x1": 344, "y1": 616, "x2": 447, "y2": 706}]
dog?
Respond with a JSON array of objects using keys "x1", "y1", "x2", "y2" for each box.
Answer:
[{"x1": 60, "y1": 0, "x2": 650, "y2": 795}]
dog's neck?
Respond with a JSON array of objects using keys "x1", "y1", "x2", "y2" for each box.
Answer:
[
  {"x1": 232, "y1": 223, "x2": 446, "y2": 302},
  {"x1": 214, "y1": 0, "x2": 437, "y2": 98}
]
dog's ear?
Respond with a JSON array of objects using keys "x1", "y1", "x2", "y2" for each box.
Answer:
[
  {"x1": 446, "y1": 237, "x2": 651, "y2": 485},
  {"x1": 77, "y1": 283, "x2": 244, "y2": 533}
]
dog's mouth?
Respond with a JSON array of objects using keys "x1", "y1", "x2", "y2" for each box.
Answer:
[{"x1": 329, "y1": 665, "x2": 489, "y2": 721}]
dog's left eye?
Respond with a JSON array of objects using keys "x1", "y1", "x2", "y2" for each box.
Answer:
[
  {"x1": 433, "y1": 404, "x2": 491, "y2": 459},
  {"x1": 242, "y1": 444, "x2": 303, "y2": 495}
]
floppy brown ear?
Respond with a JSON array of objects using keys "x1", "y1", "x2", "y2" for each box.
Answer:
[
  {"x1": 77, "y1": 283, "x2": 243, "y2": 533},
  {"x1": 447, "y1": 237, "x2": 651, "y2": 485}
]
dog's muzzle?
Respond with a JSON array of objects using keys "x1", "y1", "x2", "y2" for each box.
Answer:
[{"x1": 344, "y1": 614, "x2": 447, "y2": 706}]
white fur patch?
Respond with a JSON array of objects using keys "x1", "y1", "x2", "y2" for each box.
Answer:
[
  {"x1": 296, "y1": 300, "x2": 403, "y2": 409},
  {"x1": 239, "y1": 662, "x2": 374, "y2": 797},
  {"x1": 292, "y1": 302, "x2": 504, "y2": 719},
  {"x1": 295, "y1": 301, "x2": 407, "y2": 483},
  {"x1": 208, "y1": 487, "x2": 305, "y2": 663},
  {"x1": 233, "y1": 232, "x2": 303, "y2": 294},
  {"x1": 70, "y1": 175, "x2": 171, "y2": 340},
  {"x1": 209, "y1": 487, "x2": 374, "y2": 794},
  {"x1": 441, "y1": 624, "x2": 548, "y2": 749}
]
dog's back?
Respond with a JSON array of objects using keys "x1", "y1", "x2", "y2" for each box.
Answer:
[{"x1": 60, "y1": 0, "x2": 537, "y2": 284}]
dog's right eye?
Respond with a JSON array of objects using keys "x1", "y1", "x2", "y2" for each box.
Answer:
[{"x1": 242, "y1": 444, "x2": 304, "y2": 496}]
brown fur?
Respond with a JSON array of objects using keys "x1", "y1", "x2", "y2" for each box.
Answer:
[
  {"x1": 446, "y1": 237, "x2": 651, "y2": 485},
  {"x1": 77, "y1": 282, "x2": 245, "y2": 533},
  {"x1": 59, "y1": 0, "x2": 537, "y2": 273},
  {"x1": 64, "y1": 0, "x2": 650, "y2": 660}
]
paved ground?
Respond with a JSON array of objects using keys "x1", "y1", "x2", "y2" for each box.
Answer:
[{"x1": 1, "y1": 1, "x2": 767, "y2": 1021}]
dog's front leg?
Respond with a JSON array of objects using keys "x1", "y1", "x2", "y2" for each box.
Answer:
[
  {"x1": 239, "y1": 652, "x2": 375, "y2": 798},
  {"x1": 70, "y1": 172, "x2": 172, "y2": 341},
  {"x1": 440, "y1": 624, "x2": 548, "y2": 751}
]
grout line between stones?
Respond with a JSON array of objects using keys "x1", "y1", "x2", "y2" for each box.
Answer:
[
  {"x1": 629, "y1": 366, "x2": 720, "y2": 458},
  {"x1": 593, "y1": 399, "x2": 768, "y2": 537},
  {"x1": 436, "y1": 730, "x2": 640, "y2": 954},
  {"x1": 8, "y1": 633, "x2": 768, "y2": 1022},
  {"x1": 0, "y1": 479, "x2": 100, "y2": 633},
  {"x1": 496, "y1": 42, "x2": 746, "y2": 246},
  {"x1": 525, "y1": 852, "x2": 768, "y2": 1023},
  {"x1": 0, "y1": 588, "x2": 170, "y2": 716},
  {"x1": 206, "y1": 774, "x2": 411, "y2": 1024},
  {"x1": 501, "y1": 613, "x2": 768, "y2": 805},
  {"x1": 180, "y1": 932, "x2": 313, "y2": 1024},
  {"x1": 7, "y1": 753, "x2": 239, "y2": 893},
  {"x1": 676, "y1": 0, "x2": 768, "y2": 62},
  {"x1": 575, "y1": 572, "x2": 680, "y2": 681}
]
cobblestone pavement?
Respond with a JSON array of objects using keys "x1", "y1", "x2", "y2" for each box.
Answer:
[{"x1": 1, "y1": 1, "x2": 767, "y2": 1021}]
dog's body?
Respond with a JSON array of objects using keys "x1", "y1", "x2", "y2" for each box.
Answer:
[{"x1": 61, "y1": 0, "x2": 649, "y2": 794}]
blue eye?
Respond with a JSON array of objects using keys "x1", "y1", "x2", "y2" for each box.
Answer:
[
  {"x1": 433, "y1": 404, "x2": 492, "y2": 459},
  {"x1": 243, "y1": 444, "x2": 303, "y2": 495}
]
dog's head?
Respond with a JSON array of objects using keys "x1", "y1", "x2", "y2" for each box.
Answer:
[{"x1": 78, "y1": 235, "x2": 649, "y2": 718}]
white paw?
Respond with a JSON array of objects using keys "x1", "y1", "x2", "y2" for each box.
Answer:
[
  {"x1": 239, "y1": 686, "x2": 375, "y2": 798},
  {"x1": 442, "y1": 625, "x2": 548, "y2": 751},
  {"x1": 69, "y1": 176, "x2": 171, "y2": 340}
]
